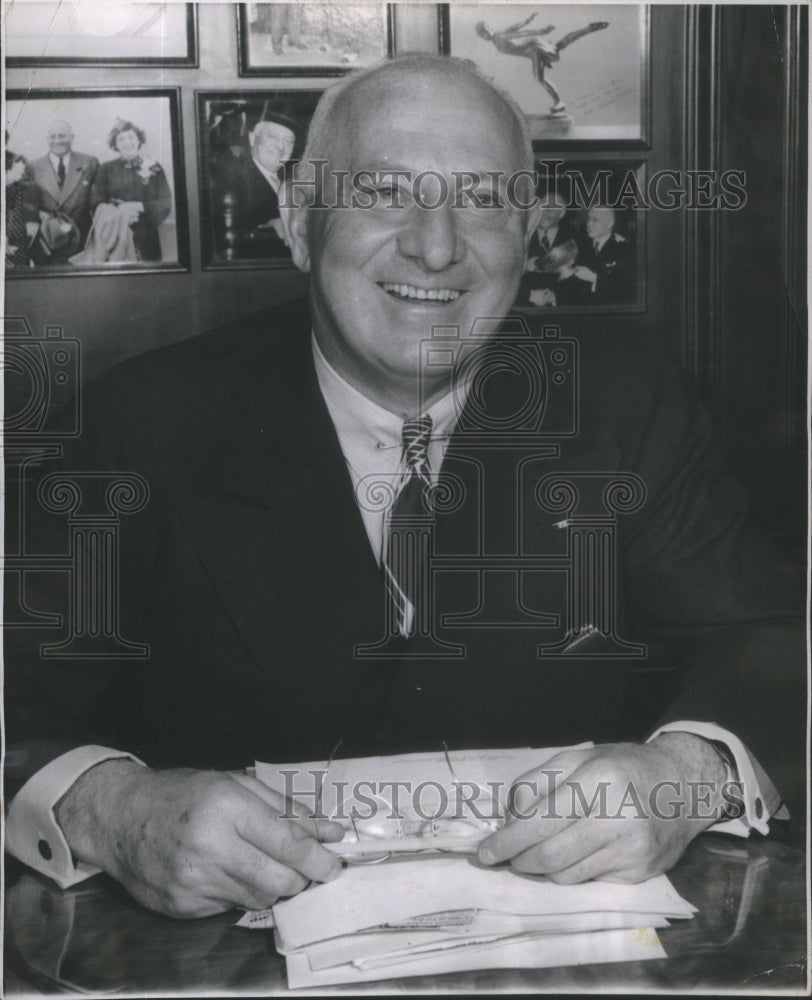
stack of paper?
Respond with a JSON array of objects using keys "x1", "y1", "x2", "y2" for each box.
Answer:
[
  {"x1": 250, "y1": 747, "x2": 696, "y2": 987},
  {"x1": 271, "y1": 856, "x2": 696, "y2": 987}
]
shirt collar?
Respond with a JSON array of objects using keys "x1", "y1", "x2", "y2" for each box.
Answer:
[
  {"x1": 49, "y1": 151, "x2": 70, "y2": 170},
  {"x1": 312, "y1": 333, "x2": 466, "y2": 450}
]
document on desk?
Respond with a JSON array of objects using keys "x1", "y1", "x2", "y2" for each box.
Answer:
[
  {"x1": 252, "y1": 746, "x2": 697, "y2": 987},
  {"x1": 272, "y1": 856, "x2": 693, "y2": 988}
]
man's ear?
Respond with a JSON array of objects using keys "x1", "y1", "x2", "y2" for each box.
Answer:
[{"x1": 279, "y1": 181, "x2": 311, "y2": 273}]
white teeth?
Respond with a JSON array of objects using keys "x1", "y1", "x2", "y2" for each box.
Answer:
[{"x1": 381, "y1": 283, "x2": 461, "y2": 302}]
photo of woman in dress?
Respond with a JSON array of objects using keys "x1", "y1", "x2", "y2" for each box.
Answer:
[
  {"x1": 4, "y1": 131, "x2": 39, "y2": 269},
  {"x1": 86, "y1": 118, "x2": 172, "y2": 262}
]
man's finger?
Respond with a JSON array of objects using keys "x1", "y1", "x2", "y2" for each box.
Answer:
[
  {"x1": 229, "y1": 773, "x2": 345, "y2": 842},
  {"x1": 509, "y1": 750, "x2": 591, "y2": 815},
  {"x1": 236, "y1": 804, "x2": 342, "y2": 884},
  {"x1": 508, "y1": 817, "x2": 621, "y2": 875},
  {"x1": 478, "y1": 807, "x2": 578, "y2": 865},
  {"x1": 224, "y1": 841, "x2": 312, "y2": 907},
  {"x1": 542, "y1": 844, "x2": 626, "y2": 885}
]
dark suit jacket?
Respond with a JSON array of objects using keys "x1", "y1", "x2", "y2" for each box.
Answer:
[
  {"x1": 223, "y1": 157, "x2": 287, "y2": 258},
  {"x1": 30, "y1": 152, "x2": 99, "y2": 244},
  {"x1": 578, "y1": 231, "x2": 636, "y2": 304},
  {"x1": 519, "y1": 217, "x2": 577, "y2": 304},
  {"x1": 6, "y1": 300, "x2": 804, "y2": 817}
]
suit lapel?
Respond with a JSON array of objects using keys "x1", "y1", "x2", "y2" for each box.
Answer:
[
  {"x1": 172, "y1": 319, "x2": 385, "y2": 731},
  {"x1": 60, "y1": 155, "x2": 87, "y2": 204},
  {"x1": 34, "y1": 159, "x2": 61, "y2": 205}
]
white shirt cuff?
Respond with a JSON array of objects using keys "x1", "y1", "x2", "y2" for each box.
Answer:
[
  {"x1": 5, "y1": 745, "x2": 146, "y2": 889},
  {"x1": 647, "y1": 720, "x2": 786, "y2": 837}
]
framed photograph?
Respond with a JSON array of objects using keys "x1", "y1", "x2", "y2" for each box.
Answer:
[
  {"x1": 196, "y1": 89, "x2": 323, "y2": 269},
  {"x1": 237, "y1": 3, "x2": 394, "y2": 76},
  {"x1": 515, "y1": 160, "x2": 645, "y2": 313},
  {"x1": 440, "y1": 4, "x2": 649, "y2": 146},
  {"x1": 5, "y1": 88, "x2": 189, "y2": 277},
  {"x1": 4, "y1": 3, "x2": 198, "y2": 67}
]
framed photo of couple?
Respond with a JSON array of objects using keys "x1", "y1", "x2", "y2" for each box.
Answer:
[{"x1": 5, "y1": 88, "x2": 189, "y2": 277}]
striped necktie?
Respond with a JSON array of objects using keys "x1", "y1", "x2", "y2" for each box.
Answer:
[{"x1": 384, "y1": 415, "x2": 433, "y2": 638}]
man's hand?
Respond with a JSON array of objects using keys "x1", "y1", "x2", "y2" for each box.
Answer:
[
  {"x1": 478, "y1": 734, "x2": 728, "y2": 884},
  {"x1": 572, "y1": 265, "x2": 597, "y2": 286},
  {"x1": 55, "y1": 760, "x2": 344, "y2": 918},
  {"x1": 529, "y1": 288, "x2": 557, "y2": 306}
]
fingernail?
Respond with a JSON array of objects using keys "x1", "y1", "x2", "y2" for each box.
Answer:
[
  {"x1": 325, "y1": 865, "x2": 342, "y2": 882},
  {"x1": 479, "y1": 847, "x2": 496, "y2": 865}
]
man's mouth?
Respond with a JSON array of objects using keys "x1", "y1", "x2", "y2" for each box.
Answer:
[{"x1": 379, "y1": 283, "x2": 462, "y2": 303}]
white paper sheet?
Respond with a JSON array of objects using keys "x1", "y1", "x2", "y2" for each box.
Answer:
[
  {"x1": 285, "y1": 926, "x2": 667, "y2": 988},
  {"x1": 273, "y1": 855, "x2": 695, "y2": 951}
]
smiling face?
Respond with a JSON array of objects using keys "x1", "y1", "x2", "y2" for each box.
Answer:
[
  {"x1": 286, "y1": 67, "x2": 538, "y2": 414},
  {"x1": 251, "y1": 123, "x2": 295, "y2": 173},
  {"x1": 47, "y1": 121, "x2": 74, "y2": 157},
  {"x1": 585, "y1": 207, "x2": 615, "y2": 241},
  {"x1": 114, "y1": 129, "x2": 142, "y2": 160}
]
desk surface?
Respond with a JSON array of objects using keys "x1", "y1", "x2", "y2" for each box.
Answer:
[{"x1": 4, "y1": 834, "x2": 808, "y2": 996}]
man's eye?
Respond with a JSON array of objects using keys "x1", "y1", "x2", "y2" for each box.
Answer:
[{"x1": 463, "y1": 190, "x2": 502, "y2": 209}]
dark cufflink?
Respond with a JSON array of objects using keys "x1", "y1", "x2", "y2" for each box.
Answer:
[{"x1": 38, "y1": 839, "x2": 53, "y2": 861}]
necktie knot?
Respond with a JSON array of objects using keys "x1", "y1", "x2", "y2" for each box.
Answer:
[{"x1": 402, "y1": 415, "x2": 432, "y2": 474}]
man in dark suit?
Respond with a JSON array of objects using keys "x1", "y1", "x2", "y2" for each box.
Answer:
[
  {"x1": 575, "y1": 205, "x2": 636, "y2": 304},
  {"x1": 518, "y1": 191, "x2": 577, "y2": 304},
  {"x1": 228, "y1": 118, "x2": 297, "y2": 258},
  {"x1": 6, "y1": 55, "x2": 804, "y2": 918},
  {"x1": 29, "y1": 120, "x2": 99, "y2": 257}
]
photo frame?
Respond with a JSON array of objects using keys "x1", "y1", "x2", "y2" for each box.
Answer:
[
  {"x1": 237, "y1": 3, "x2": 394, "y2": 76},
  {"x1": 515, "y1": 159, "x2": 646, "y2": 313},
  {"x1": 4, "y1": 3, "x2": 198, "y2": 67},
  {"x1": 5, "y1": 88, "x2": 189, "y2": 277},
  {"x1": 440, "y1": 4, "x2": 650, "y2": 147},
  {"x1": 196, "y1": 89, "x2": 323, "y2": 269}
]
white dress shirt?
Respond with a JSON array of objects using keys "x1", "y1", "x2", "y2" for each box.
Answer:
[
  {"x1": 5, "y1": 332, "x2": 785, "y2": 887},
  {"x1": 48, "y1": 151, "x2": 71, "y2": 177}
]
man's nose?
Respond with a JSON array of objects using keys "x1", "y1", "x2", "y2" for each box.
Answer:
[{"x1": 397, "y1": 202, "x2": 465, "y2": 272}]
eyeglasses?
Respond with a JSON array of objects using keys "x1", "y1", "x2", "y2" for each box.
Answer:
[{"x1": 318, "y1": 743, "x2": 504, "y2": 864}]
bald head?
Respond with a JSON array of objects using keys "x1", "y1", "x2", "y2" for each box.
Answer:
[
  {"x1": 47, "y1": 120, "x2": 74, "y2": 156},
  {"x1": 303, "y1": 54, "x2": 533, "y2": 177}
]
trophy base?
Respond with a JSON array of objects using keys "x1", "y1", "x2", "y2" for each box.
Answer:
[{"x1": 528, "y1": 114, "x2": 573, "y2": 139}]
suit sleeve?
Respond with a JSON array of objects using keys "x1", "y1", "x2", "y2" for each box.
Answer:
[
  {"x1": 4, "y1": 377, "x2": 157, "y2": 795},
  {"x1": 617, "y1": 355, "x2": 805, "y2": 815}
]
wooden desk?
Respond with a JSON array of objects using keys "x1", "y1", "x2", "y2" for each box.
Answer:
[{"x1": 4, "y1": 834, "x2": 808, "y2": 995}]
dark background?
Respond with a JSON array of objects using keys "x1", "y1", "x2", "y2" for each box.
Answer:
[{"x1": 4, "y1": 4, "x2": 808, "y2": 552}]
